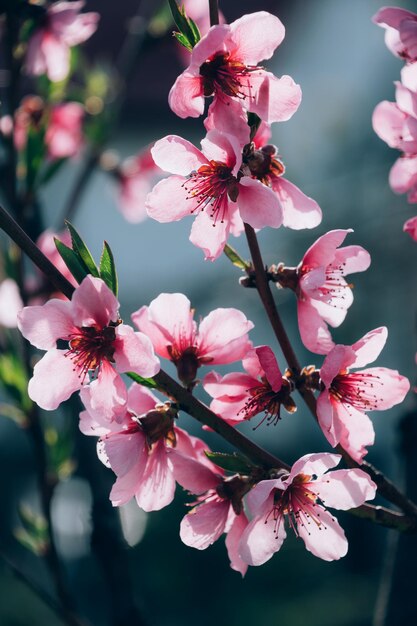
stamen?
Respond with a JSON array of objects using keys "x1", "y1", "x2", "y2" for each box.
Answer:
[{"x1": 65, "y1": 325, "x2": 116, "y2": 381}]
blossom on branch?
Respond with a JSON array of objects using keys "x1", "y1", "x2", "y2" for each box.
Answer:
[
  {"x1": 146, "y1": 130, "x2": 283, "y2": 260},
  {"x1": 316, "y1": 327, "x2": 410, "y2": 461},
  {"x1": 17, "y1": 276, "x2": 159, "y2": 412},
  {"x1": 132, "y1": 292, "x2": 253, "y2": 387},
  {"x1": 373, "y1": 7, "x2": 417, "y2": 63},
  {"x1": 169, "y1": 11, "x2": 301, "y2": 123},
  {"x1": 239, "y1": 453, "x2": 376, "y2": 564}
]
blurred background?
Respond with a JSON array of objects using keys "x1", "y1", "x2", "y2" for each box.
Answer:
[{"x1": 1, "y1": 0, "x2": 417, "y2": 624}]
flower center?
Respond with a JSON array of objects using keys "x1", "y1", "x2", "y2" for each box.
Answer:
[
  {"x1": 242, "y1": 142, "x2": 285, "y2": 185},
  {"x1": 66, "y1": 325, "x2": 116, "y2": 381},
  {"x1": 241, "y1": 378, "x2": 296, "y2": 427},
  {"x1": 199, "y1": 51, "x2": 258, "y2": 99},
  {"x1": 330, "y1": 371, "x2": 382, "y2": 411},
  {"x1": 269, "y1": 475, "x2": 324, "y2": 537},
  {"x1": 183, "y1": 160, "x2": 238, "y2": 224}
]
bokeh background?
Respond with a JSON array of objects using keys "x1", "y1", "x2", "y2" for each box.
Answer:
[{"x1": 1, "y1": 1, "x2": 417, "y2": 624}]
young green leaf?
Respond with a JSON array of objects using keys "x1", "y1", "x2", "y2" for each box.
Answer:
[
  {"x1": 99, "y1": 241, "x2": 118, "y2": 296},
  {"x1": 54, "y1": 238, "x2": 89, "y2": 284},
  {"x1": 223, "y1": 244, "x2": 250, "y2": 270},
  {"x1": 127, "y1": 371, "x2": 158, "y2": 389},
  {"x1": 65, "y1": 221, "x2": 100, "y2": 277},
  {"x1": 205, "y1": 451, "x2": 254, "y2": 474}
]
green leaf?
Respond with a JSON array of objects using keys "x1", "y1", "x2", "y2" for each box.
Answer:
[
  {"x1": 65, "y1": 222, "x2": 100, "y2": 277},
  {"x1": 223, "y1": 244, "x2": 250, "y2": 270},
  {"x1": 15, "y1": 505, "x2": 49, "y2": 556},
  {"x1": 205, "y1": 451, "x2": 254, "y2": 474},
  {"x1": 174, "y1": 31, "x2": 193, "y2": 51},
  {"x1": 0, "y1": 403, "x2": 28, "y2": 428},
  {"x1": 168, "y1": 0, "x2": 200, "y2": 49},
  {"x1": 187, "y1": 17, "x2": 201, "y2": 46},
  {"x1": 99, "y1": 241, "x2": 118, "y2": 296},
  {"x1": 0, "y1": 353, "x2": 31, "y2": 411},
  {"x1": 54, "y1": 239, "x2": 89, "y2": 284},
  {"x1": 127, "y1": 371, "x2": 158, "y2": 389}
]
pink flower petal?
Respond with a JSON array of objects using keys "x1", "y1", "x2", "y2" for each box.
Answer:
[
  {"x1": 297, "y1": 505, "x2": 348, "y2": 561},
  {"x1": 146, "y1": 175, "x2": 200, "y2": 222},
  {"x1": 315, "y1": 469, "x2": 376, "y2": 510},
  {"x1": 204, "y1": 98, "x2": 250, "y2": 146},
  {"x1": 170, "y1": 450, "x2": 219, "y2": 494},
  {"x1": 72, "y1": 276, "x2": 119, "y2": 329},
  {"x1": 180, "y1": 497, "x2": 230, "y2": 550},
  {"x1": 402, "y1": 63, "x2": 417, "y2": 92},
  {"x1": 239, "y1": 496, "x2": 286, "y2": 566},
  {"x1": 372, "y1": 101, "x2": 408, "y2": 149},
  {"x1": 350, "y1": 366, "x2": 410, "y2": 410},
  {"x1": 201, "y1": 130, "x2": 240, "y2": 174},
  {"x1": 272, "y1": 177, "x2": 322, "y2": 230},
  {"x1": 198, "y1": 308, "x2": 253, "y2": 364},
  {"x1": 203, "y1": 370, "x2": 256, "y2": 399},
  {"x1": 85, "y1": 362, "x2": 128, "y2": 422},
  {"x1": 248, "y1": 73, "x2": 302, "y2": 124},
  {"x1": 389, "y1": 156, "x2": 417, "y2": 194},
  {"x1": 189, "y1": 208, "x2": 230, "y2": 261},
  {"x1": 225, "y1": 512, "x2": 249, "y2": 577},
  {"x1": 332, "y1": 245, "x2": 371, "y2": 275},
  {"x1": 320, "y1": 344, "x2": 356, "y2": 387},
  {"x1": 245, "y1": 480, "x2": 279, "y2": 514},
  {"x1": 316, "y1": 391, "x2": 343, "y2": 447},
  {"x1": 168, "y1": 71, "x2": 205, "y2": 119},
  {"x1": 297, "y1": 299, "x2": 335, "y2": 355},
  {"x1": 151, "y1": 135, "x2": 207, "y2": 176},
  {"x1": 302, "y1": 229, "x2": 351, "y2": 268},
  {"x1": 350, "y1": 327, "x2": 388, "y2": 368},
  {"x1": 255, "y1": 346, "x2": 282, "y2": 392},
  {"x1": 113, "y1": 325, "x2": 160, "y2": 378},
  {"x1": 404, "y1": 215, "x2": 417, "y2": 240},
  {"x1": 126, "y1": 383, "x2": 158, "y2": 416},
  {"x1": 288, "y1": 452, "x2": 341, "y2": 483},
  {"x1": 229, "y1": 12, "x2": 285, "y2": 65},
  {"x1": 135, "y1": 441, "x2": 176, "y2": 512},
  {"x1": 28, "y1": 348, "x2": 83, "y2": 410},
  {"x1": 238, "y1": 177, "x2": 283, "y2": 229},
  {"x1": 17, "y1": 298, "x2": 74, "y2": 349},
  {"x1": 0, "y1": 279, "x2": 23, "y2": 328},
  {"x1": 334, "y1": 403, "x2": 375, "y2": 463}
]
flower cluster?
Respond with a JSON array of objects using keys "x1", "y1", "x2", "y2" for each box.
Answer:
[
  {"x1": 11, "y1": 3, "x2": 412, "y2": 580},
  {"x1": 373, "y1": 7, "x2": 417, "y2": 239}
]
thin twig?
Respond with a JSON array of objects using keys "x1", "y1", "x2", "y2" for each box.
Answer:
[{"x1": 208, "y1": 0, "x2": 220, "y2": 26}]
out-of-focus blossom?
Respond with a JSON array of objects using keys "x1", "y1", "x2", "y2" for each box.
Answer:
[
  {"x1": 132, "y1": 292, "x2": 253, "y2": 387},
  {"x1": 389, "y1": 154, "x2": 417, "y2": 202},
  {"x1": 316, "y1": 327, "x2": 410, "y2": 461},
  {"x1": 169, "y1": 11, "x2": 301, "y2": 124},
  {"x1": 116, "y1": 148, "x2": 161, "y2": 223},
  {"x1": 26, "y1": 0, "x2": 99, "y2": 82},
  {"x1": 80, "y1": 383, "x2": 217, "y2": 512},
  {"x1": 239, "y1": 453, "x2": 376, "y2": 565},
  {"x1": 373, "y1": 7, "x2": 417, "y2": 63},
  {"x1": 0, "y1": 279, "x2": 23, "y2": 328},
  {"x1": 203, "y1": 345, "x2": 295, "y2": 425},
  {"x1": 403, "y1": 214, "x2": 417, "y2": 240},
  {"x1": 17, "y1": 276, "x2": 160, "y2": 412},
  {"x1": 14, "y1": 97, "x2": 84, "y2": 160},
  {"x1": 295, "y1": 230, "x2": 370, "y2": 355},
  {"x1": 146, "y1": 130, "x2": 283, "y2": 260}
]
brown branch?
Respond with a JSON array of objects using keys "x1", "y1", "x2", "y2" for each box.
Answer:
[
  {"x1": 209, "y1": 0, "x2": 220, "y2": 26},
  {"x1": 243, "y1": 223, "x2": 417, "y2": 517}
]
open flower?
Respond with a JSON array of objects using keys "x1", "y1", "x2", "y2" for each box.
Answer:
[
  {"x1": 239, "y1": 453, "x2": 376, "y2": 565},
  {"x1": 295, "y1": 229, "x2": 371, "y2": 354},
  {"x1": 26, "y1": 1, "x2": 99, "y2": 82},
  {"x1": 116, "y1": 147, "x2": 160, "y2": 223},
  {"x1": 373, "y1": 7, "x2": 417, "y2": 63},
  {"x1": 169, "y1": 11, "x2": 301, "y2": 124},
  {"x1": 80, "y1": 382, "x2": 217, "y2": 512},
  {"x1": 0, "y1": 279, "x2": 23, "y2": 328},
  {"x1": 203, "y1": 346, "x2": 295, "y2": 426},
  {"x1": 180, "y1": 464, "x2": 250, "y2": 576},
  {"x1": 17, "y1": 276, "x2": 159, "y2": 412},
  {"x1": 317, "y1": 327, "x2": 410, "y2": 462},
  {"x1": 132, "y1": 292, "x2": 253, "y2": 387},
  {"x1": 146, "y1": 130, "x2": 283, "y2": 260}
]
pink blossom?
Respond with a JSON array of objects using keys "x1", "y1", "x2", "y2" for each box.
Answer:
[
  {"x1": 14, "y1": 97, "x2": 84, "y2": 161},
  {"x1": 317, "y1": 327, "x2": 410, "y2": 462},
  {"x1": 26, "y1": 1, "x2": 99, "y2": 82},
  {"x1": 296, "y1": 229, "x2": 371, "y2": 354},
  {"x1": 203, "y1": 346, "x2": 294, "y2": 426},
  {"x1": 389, "y1": 155, "x2": 417, "y2": 202},
  {"x1": 132, "y1": 292, "x2": 253, "y2": 386},
  {"x1": 239, "y1": 453, "x2": 376, "y2": 565},
  {"x1": 372, "y1": 100, "x2": 417, "y2": 154},
  {"x1": 146, "y1": 130, "x2": 283, "y2": 260},
  {"x1": 169, "y1": 11, "x2": 301, "y2": 124},
  {"x1": 403, "y1": 214, "x2": 417, "y2": 240},
  {"x1": 45, "y1": 103, "x2": 84, "y2": 159},
  {"x1": 80, "y1": 382, "x2": 218, "y2": 512},
  {"x1": 0, "y1": 279, "x2": 23, "y2": 328},
  {"x1": 116, "y1": 148, "x2": 161, "y2": 223},
  {"x1": 204, "y1": 107, "x2": 322, "y2": 230},
  {"x1": 179, "y1": 463, "x2": 249, "y2": 576},
  {"x1": 373, "y1": 7, "x2": 417, "y2": 63},
  {"x1": 17, "y1": 275, "x2": 160, "y2": 412}
]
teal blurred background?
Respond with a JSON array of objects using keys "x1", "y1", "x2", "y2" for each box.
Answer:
[{"x1": 1, "y1": 1, "x2": 417, "y2": 624}]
